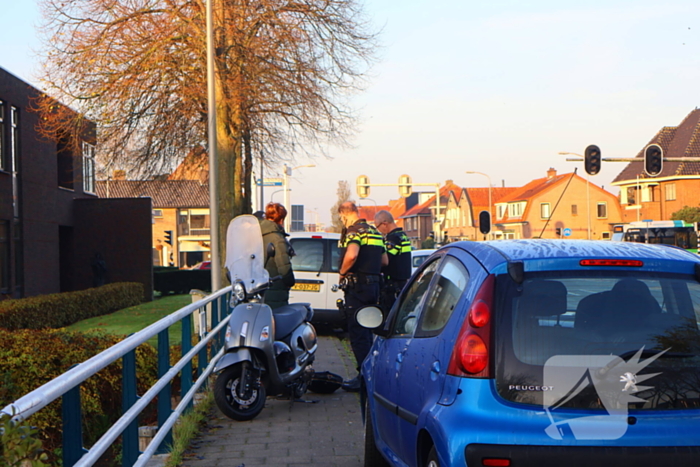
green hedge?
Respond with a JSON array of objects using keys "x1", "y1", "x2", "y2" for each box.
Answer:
[
  {"x1": 154, "y1": 269, "x2": 211, "y2": 295},
  {"x1": 0, "y1": 283, "x2": 143, "y2": 330},
  {"x1": 0, "y1": 329, "x2": 158, "y2": 465}
]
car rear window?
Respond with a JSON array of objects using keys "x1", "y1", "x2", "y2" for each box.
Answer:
[
  {"x1": 289, "y1": 238, "x2": 339, "y2": 273},
  {"x1": 495, "y1": 271, "x2": 700, "y2": 411}
]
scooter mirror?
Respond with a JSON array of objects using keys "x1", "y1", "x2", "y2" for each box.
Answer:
[{"x1": 356, "y1": 306, "x2": 383, "y2": 329}]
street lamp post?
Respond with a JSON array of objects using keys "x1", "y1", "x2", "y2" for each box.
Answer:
[
  {"x1": 558, "y1": 152, "x2": 591, "y2": 240},
  {"x1": 270, "y1": 189, "x2": 286, "y2": 203},
  {"x1": 205, "y1": 0, "x2": 220, "y2": 290},
  {"x1": 283, "y1": 164, "x2": 316, "y2": 232},
  {"x1": 466, "y1": 171, "x2": 492, "y2": 239}
]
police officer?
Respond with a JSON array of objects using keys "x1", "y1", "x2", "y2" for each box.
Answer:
[
  {"x1": 337, "y1": 201, "x2": 388, "y2": 392},
  {"x1": 374, "y1": 210, "x2": 412, "y2": 313}
]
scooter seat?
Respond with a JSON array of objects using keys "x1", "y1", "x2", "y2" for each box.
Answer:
[{"x1": 273, "y1": 303, "x2": 310, "y2": 339}]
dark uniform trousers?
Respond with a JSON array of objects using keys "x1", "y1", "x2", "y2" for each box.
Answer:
[
  {"x1": 344, "y1": 281, "x2": 379, "y2": 369},
  {"x1": 380, "y1": 279, "x2": 406, "y2": 314}
]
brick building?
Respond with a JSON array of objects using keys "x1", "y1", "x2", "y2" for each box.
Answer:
[
  {"x1": 612, "y1": 108, "x2": 700, "y2": 223},
  {"x1": 0, "y1": 67, "x2": 152, "y2": 300}
]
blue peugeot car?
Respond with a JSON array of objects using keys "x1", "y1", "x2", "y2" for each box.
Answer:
[{"x1": 358, "y1": 239, "x2": 700, "y2": 467}]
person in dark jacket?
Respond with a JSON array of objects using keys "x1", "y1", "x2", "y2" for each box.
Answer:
[{"x1": 259, "y1": 203, "x2": 295, "y2": 309}]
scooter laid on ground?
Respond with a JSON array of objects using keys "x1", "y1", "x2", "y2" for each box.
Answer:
[{"x1": 213, "y1": 215, "x2": 318, "y2": 421}]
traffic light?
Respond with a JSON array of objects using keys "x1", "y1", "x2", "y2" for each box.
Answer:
[
  {"x1": 164, "y1": 230, "x2": 173, "y2": 246},
  {"x1": 584, "y1": 144, "x2": 601, "y2": 176},
  {"x1": 644, "y1": 144, "x2": 663, "y2": 177},
  {"x1": 356, "y1": 175, "x2": 370, "y2": 198},
  {"x1": 478, "y1": 210, "x2": 491, "y2": 235},
  {"x1": 398, "y1": 174, "x2": 412, "y2": 198}
]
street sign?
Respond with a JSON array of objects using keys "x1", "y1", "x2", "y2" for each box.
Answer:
[
  {"x1": 563, "y1": 228, "x2": 572, "y2": 237},
  {"x1": 256, "y1": 178, "x2": 283, "y2": 187}
]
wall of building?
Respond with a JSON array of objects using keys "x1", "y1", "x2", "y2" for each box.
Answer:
[
  {"x1": 73, "y1": 198, "x2": 153, "y2": 301},
  {"x1": 1, "y1": 68, "x2": 98, "y2": 298}
]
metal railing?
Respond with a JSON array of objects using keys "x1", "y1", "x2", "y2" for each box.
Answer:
[{"x1": 1, "y1": 286, "x2": 232, "y2": 467}]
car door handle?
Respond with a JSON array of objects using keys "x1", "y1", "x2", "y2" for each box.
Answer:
[{"x1": 430, "y1": 361, "x2": 440, "y2": 380}]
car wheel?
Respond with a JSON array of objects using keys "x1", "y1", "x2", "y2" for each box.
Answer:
[
  {"x1": 426, "y1": 446, "x2": 440, "y2": 467},
  {"x1": 364, "y1": 398, "x2": 389, "y2": 467}
]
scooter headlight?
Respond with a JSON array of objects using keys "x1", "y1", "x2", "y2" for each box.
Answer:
[{"x1": 230, "y1": 281, "x2": 246, "y2": 307}]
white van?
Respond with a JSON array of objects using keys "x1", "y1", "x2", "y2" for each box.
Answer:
[
  {"x1": 288, "y1": 232, "x2": 343, "y2": 325},
  {"x1": 411, "y1": 249, "x2": 436, "y2": 275}
]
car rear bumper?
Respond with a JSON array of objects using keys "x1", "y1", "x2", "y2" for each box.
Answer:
[
  {"x1": 465, "y1": 444, "x2": 700, "y2": 467},
  {"x1": 428, "y1": 378, "x2": 700, "y2": 466}
]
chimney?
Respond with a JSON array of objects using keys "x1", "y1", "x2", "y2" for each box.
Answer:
[
  {"x1": 113, "y1": 170, "x2": 127, "y2": 180},
  {"x1": 547, "y1": 168, "x2": 557, "y2": 179}
]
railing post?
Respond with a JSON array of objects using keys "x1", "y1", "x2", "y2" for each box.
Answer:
[
  {"x1": 211, "y1": 297, "x2": 220, "y2": 357},
  {"x1": 156, "y1": 329, "x2": 172, "y2": 454},
  {"x1": 122, "y1": 348, "x2": 139, "y2": 466},
  {"x1": 62, "y1": 374, "x2": 86, "y2": 466},
  {"x1": 181, "y1": 313, "x2": 193, "y2": 411}
]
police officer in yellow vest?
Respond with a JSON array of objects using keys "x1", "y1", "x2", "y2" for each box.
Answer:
[
  {"x1": 374, "y1": 210, "x2": 412, "y2": 313},
  {"x1": 338, "y1": 201, "x2": 388, "y2": 392}
]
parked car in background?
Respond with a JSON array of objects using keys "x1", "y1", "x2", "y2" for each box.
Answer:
[
  {"x1": 410, "y1": 249, "x2": 436, "y2": 275},
  {"x1": 359, "y1": 239, "x2": 700, "y2": 467},
  {"x1": 190, "y1": 260, "x2": 211, "y2": 270},
  {"x1": 288, "y1": 232, "x2": 342, "y2": 326}
]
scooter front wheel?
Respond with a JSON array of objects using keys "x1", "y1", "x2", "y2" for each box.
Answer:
[{"x1": 214, "y1": 363, "x2": 266, "y2": 421}]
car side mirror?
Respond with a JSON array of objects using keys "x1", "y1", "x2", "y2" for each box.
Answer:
[
  {"x1": 356, "y1": 306, "x2": 384, "y2": 330},
  {"x1": 266, "y1": 242, "x2": 276, "y2": 258}
]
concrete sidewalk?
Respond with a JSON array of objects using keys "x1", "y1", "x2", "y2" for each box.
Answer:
[{"x1": 180, "y1": 335, "x2": 364, "y2": 467}]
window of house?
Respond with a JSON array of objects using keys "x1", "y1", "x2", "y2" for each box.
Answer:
[
  {"x1": 0, "y1": 101, "x2": 5, "y2": 171},
  {"x1": 597, "y1": 202, "x2": 608, "y2": 219},
  {"x1": 540, "y1": 203, "x2": 551, "y2": 219},
  {"x1": 665, "y1": 183, "x2": 676, "y2": 201},
  {"x1": 571, "y1": 204, "x2": 578, "y2": 216},
  {"x1": 509, "y1": 202, "x2": 525, "y2": 217},
  {"x1": 10, "y1": 107, "x2": 19, "y2": 219},
  {"x1": 497, "y1": 205, "x2": 506, "y2": 219},
  {"x1": 601, "y1": 232, "x2": 611, "y2": 240},
  {"x1": 627, "y1": 187, "x2": 637, "y2": 205},
  {"x1": 153, "y1": 209, "x2": 163, "y2": 218},
  {"x1": 178, "y1": 209, "x2": 210, "y2": 236},
  {"x1": 0, "y1": 220, "x2": 9, "y2": 293},
  {"x1": 82, "y1": 142, "x2": 95, "y2": 193}
]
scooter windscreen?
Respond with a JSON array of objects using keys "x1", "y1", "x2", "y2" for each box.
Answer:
[{"x1": 225, "y1": 215, "x2": 269, "y2": 292}]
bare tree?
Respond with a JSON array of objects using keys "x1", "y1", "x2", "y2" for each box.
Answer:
[
  {"x1": 330, "y1": 180, "x2": 352, "y2": 232},
  {"x1": 35, "y1": 0, "x2": 378, "y2": 270}
]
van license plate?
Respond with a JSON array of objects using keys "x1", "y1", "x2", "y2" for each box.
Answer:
[{"x1": 292, "y1": 283, "x2": 321, "y2": 292}]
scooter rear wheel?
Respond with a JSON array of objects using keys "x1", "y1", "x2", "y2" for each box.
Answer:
[{"x1": 214, "y1": 363, "x2": 266, "y2": 421}]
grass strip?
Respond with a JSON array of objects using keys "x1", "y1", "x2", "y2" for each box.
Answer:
[{"x1": 164, "y1": 389, "x2": 215, "y2": 467}]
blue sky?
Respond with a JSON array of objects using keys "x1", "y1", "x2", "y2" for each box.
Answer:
[{"x1": 2, "y1": 1, "x2": 699, "y2": 225}]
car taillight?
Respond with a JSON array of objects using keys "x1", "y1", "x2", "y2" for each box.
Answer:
[
  {"x1": 580, "y1": 259, "x2": 643, "y2": 267},
  {"x1": 447, "y1": 274, "x2": 494, "y2": 378}
]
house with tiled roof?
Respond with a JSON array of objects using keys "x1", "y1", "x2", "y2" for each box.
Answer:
[
  {"x1": 443, "y1": 186, "x2": 517, "y2": 241},
  {"x1": 358, "y1": 197, "x2": 409, "y2": 229},
  {"x1": 96, "y1": 177, "x2": 210, "y2": 268},
  {"x1": 494, "y1": 168, "x2": 622, "y2": 239},
  {"x1": 400, "y1": 180, "x2": 462, "y2": 248},
  {"x1": 612, "y1": 108, "x2": 700, "y2": 222}
]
